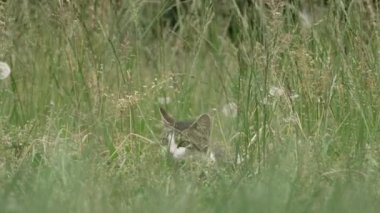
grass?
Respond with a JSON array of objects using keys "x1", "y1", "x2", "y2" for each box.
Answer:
[{"x1": 0, "y1": 0, "x2": 380, "y2": 212}]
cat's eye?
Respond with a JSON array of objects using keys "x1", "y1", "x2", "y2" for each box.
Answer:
[
  {"x1": 178, "y1": 141, "x2": 190, "y2": 148},
  {"x1": 174, "y1": 133, "x2": 188, "y2": 147}
]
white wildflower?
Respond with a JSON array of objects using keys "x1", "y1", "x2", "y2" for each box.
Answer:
[
  {"x1": 261, "y1": 97, "x2": 270, "y2": 105},
  {"x1": 157, "y1": 96, "x2": 171, "y2": 105},
  {"x1": 269, "y1": 86, "x2": 285, "y2": 97},
  {"x1": 283, "y1": 114, "x2": 298, "y2": 123},
  {"x1": 209, "y1": 152, "x2": 216, "y2": 163},
  {"x1": 236, "y1": 154, "x2": 243, "y2": 165},
  {"x1": 222, "y1": 102, "x2": 238, "y2": 118},
  {"x1": 0, "y1": 61, "x2": 11, "y2": 80},
  {"x1": 290, "y1": 93, "x2": 299, "y2": 100}
]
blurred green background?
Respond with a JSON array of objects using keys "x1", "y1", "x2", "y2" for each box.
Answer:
[{"x1": 0, "y1": 0, "x2": 379, "y2": 212}]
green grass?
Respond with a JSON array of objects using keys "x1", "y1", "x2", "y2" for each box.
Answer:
[{"x1": 1, "y1": 1, "x2": 380, "y2": 212}]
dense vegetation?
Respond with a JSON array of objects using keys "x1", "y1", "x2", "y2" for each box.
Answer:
[{"x1": 0, "y1": 1, "x2": 379, "y2": 212}]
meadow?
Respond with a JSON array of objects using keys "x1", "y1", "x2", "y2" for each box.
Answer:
[{"x1": 0, "y1": 1, "x2": 380, "y2": 212}]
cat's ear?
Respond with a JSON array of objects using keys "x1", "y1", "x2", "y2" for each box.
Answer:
[
  {"x1": 191, "y1": 114, "x2": 211, "y2": 135},
  {"x1": 160, "y1": 107, "x2": 175, "y2": 126}
]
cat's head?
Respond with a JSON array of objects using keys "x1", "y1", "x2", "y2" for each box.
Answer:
[{"x1": 159, "y1": 107, "x2": 211, "y2": 156}]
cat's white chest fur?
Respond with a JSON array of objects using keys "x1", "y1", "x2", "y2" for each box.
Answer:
[{"x1": 168, "y1": 132, "x2": 187, "y2": 159}]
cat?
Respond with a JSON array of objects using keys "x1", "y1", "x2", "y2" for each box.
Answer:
[{"x1": 159, "y1": 107, "x2": 216, "y2": 162}]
